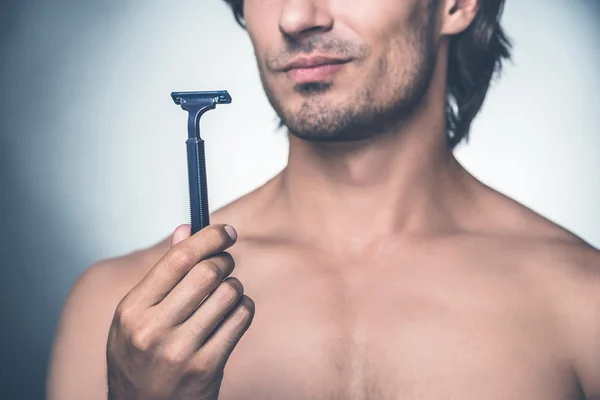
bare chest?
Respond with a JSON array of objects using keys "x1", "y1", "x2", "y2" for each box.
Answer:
[{"x1": 218, "y1": 251, "x2": 580, "y2": 400}]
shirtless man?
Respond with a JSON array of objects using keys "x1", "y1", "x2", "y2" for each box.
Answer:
[{"x1": 47, "y1": 0, "x2": 600, "y2": 398}]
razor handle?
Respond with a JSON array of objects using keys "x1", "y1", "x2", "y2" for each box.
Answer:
[{"x1": 186, "y1": 137, "x2": 210, "y2": 234}]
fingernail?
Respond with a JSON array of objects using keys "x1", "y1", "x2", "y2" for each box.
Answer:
[{"x1": 224, "y1": 225, "x2": 237, "y2": 241}]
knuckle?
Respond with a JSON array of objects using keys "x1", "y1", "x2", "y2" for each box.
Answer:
[
  {"x1": 219, "y1": 251, "x2": 234, "y2": 265},
  {"x1": 240, "y1": 296, "x2": 255, "y2": 314},
  {"x1": 232, "y1": 302, "x2": 254, "y2": 326},
  {"x1": 187, "y1": 355, "x2": 218, "y2": 379},
  {"x1": 199, "y1": 261, "x2": 222, "y2": 283},
  {"x1": 219, "y1": 287, "x2": 239, "y2": 305},
  {"x1": 129, "y1": 326, "x2": 158, "y2": 352},
  {"x1": 208, "y1": 226, "x2": 230, "y2": 248},
  {"x1": 218, "y1": 252, "x2": 236, "y2": 271},
  {"x1": 166, "y1": 246, "x2": 197, "y2": 271},
  {"x1": 160, "y1": 345, "x2": 188, "y2": 366},
  {"x1": 220, "y1": 278, "x2": 243, "y2": 303},
  {"x1": 113, "y1": 302, "x2": 138, "y2": 329}
]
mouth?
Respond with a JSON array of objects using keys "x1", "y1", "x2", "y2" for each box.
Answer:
[{"x1": 280, "y1": 55, "x2": 352, "y2": 84}]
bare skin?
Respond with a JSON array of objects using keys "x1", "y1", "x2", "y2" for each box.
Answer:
[
  {"x1": 47, "y1": 0, "x2": 600, "y2": 398},
  {"x1": 47, "y1": 171, "x2": 600, "y2": 399}
]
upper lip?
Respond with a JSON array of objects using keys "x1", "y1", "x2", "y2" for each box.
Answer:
[{"x1": 280, "y1": 55, "x2": 352, "y2": 72}]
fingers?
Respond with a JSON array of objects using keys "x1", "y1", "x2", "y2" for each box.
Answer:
[
  {"x1": 157, "y1": 252, "x2": 236, "y2": 325},
  {"x1": 191, "y1": 295, "x2": 255, "y2": 371},
  {"x1": 127, "y1": 224, "x2": 238, "y2": 307},
  {"x1": 171, "y1": 224, "x2": 191, "y2": 247},
  {"x1": 174, "y1": 277, "x2": 245, "y2": 349}
]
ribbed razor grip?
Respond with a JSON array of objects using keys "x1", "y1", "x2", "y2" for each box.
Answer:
[{"x1": 186, "y1": 138, "x2": 210, "y2": 235}]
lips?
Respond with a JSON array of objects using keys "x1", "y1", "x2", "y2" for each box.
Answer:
[
  {"x1": 280, "y1": 56, "x2": 352, "y2": 84},
  {"x1": 281, "y1": 56, "x2": 351, "y2": 71}
]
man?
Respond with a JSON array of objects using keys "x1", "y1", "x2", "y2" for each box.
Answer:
[{"x1": 47, "y1": 0, "x2": 600, "y2": 399}]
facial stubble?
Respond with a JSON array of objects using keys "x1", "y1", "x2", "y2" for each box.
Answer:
[{"x1": 260, "y1": 6, "x2": 439, "y2": 143}]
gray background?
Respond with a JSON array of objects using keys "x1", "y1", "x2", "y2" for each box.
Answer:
[{"x1": 1, "y1": 1, "x2": 599, "y2": 398}]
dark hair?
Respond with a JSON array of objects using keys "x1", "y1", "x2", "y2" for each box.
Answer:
[{"x1": 221, "y1": 0, "x2": 512, "y2": 149}]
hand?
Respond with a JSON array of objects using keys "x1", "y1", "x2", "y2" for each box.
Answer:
[{"x1": 106, "y1": 224, "x2": 255, "y2": 400}]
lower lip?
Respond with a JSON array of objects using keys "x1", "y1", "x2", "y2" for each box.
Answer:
[{"x1": 286, "y1": 63, "x2": 348, "y2": 83}]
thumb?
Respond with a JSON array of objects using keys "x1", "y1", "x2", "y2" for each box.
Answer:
[{"x1": 171, "y1": 224, "x2": 191, "y2": 247}]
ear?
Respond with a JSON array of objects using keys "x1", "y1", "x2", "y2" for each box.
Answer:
[{"x1": 440, "y1": 0, "x2": 479, "y2": 36}]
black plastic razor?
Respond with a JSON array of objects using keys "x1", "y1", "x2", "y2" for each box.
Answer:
[{"x1": 171, "y1": 90, "x2": 232, "y2": 235}]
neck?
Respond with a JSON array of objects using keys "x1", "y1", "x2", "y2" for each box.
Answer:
[{"x1": 273, "y1": 81, "x2": 476, "y2": 256}]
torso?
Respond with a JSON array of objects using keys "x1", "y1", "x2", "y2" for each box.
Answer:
[
  {"x1": 216, "y1": 233, "x2": 585, "y2": 400},
  {"x1": 90, "y1": 177, "x2": 600, "y2": 399}
]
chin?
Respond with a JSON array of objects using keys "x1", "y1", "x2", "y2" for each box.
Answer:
[
  {"x1": 289, "y1": 130, "x2": 374, "y2": 143},
  {"x1": 282, "y1": 105, "x2": 383, "y2": 142},
  {"x1": 277, "y1": 95, "x2": 363, "y2": 142},
  {"x1": 279, "y1": 90, "x2": 426, "y2": 143}
]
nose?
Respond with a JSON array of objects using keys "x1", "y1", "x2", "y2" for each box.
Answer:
[{"x1": 279, "y1": 0, "x2": 333, "y2": 40}]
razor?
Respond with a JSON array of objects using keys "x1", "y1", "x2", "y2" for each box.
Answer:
[{"x1": 171, "y1": 90, "x2": 232, "y2": 235}]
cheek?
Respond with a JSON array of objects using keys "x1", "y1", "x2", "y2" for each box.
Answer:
[
  {"x1": 244, "y1": 0, "x2": 282, "y2": 56},
  {"x1": 356, "y1": 33, "x2": 427, "y2": 109},
  {"x1": 244, "y1": 0, "x2": 281, "y2": 35},
  {"x1": 331, "y1": 0, "x2": 423, "y2": 78},
  {"x1": 331, "y1": 0, "x2": 418, "y2": 38}
]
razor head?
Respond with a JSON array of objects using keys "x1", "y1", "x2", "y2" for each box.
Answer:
[
  {"x1": 171, "y1": 90, "x2": 232, "y2": 139},
  {"x1": 171, "y1": 90, "x2": 232, "y2": 107}
]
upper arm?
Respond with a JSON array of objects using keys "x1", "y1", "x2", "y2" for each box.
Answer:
[
  {"x1": 46, "y1": 262, "x2": 127, "y2": 400},
  {"x1": 563, "y1": 245, "x2": 600, "y2": 398}
]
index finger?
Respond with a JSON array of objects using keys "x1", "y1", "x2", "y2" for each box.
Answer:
[{"x1": 126, "y1": 224, "x2": 237, "y2": 307}]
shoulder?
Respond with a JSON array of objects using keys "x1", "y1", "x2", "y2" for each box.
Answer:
[
  {"x1": 489, "y1": 196, "x2": 600, "y2": 395},
  {"x1": 483, "y1": 191, "x2": 600, "y2": 307},
  {"x1": 473, "y1": 184, "x2": 598, "y2": 275},
  {"x1": 71, "y1": 237, "x2": 172, "y2": 306},
  {"x1": 490, "y1": 192, "x2": 600, "y2": 283},
  {"x1": 542, "y1": 238, "x2": 600, "y2": 396},
  {"x1": 61, "y1": 241, "x2": 170, "y2": 324},
  {"x1": 47, "y1": 241, "x2": 169, "y2": 399}
]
